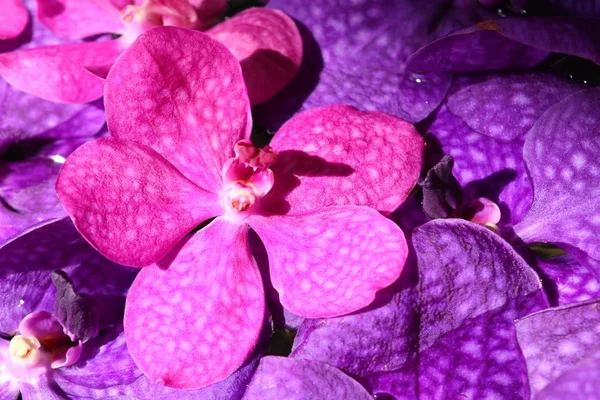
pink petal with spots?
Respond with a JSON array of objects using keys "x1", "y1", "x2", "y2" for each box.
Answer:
[
  {"x1": 56, "y1": 138, "x2": 222, "y2": 267},
  {"x1": 0, "y1": 0, "x2": 28, "y2": 40},
  {"x1": 208, "y1": 8, "x2": 302, "y2": 105},
  {"x1": 105, "y1": 27, "x2": 252, "y2": 192},
  {"x1": 267, "y1": 105, "x2": 423, "y2": 215},
  {"x1": 125, "y1": 217, "x2": 265, "y2": 389},
  {"x1": 36, "y1": 0, "x2": 123, "y2": 40},
  {"x1": 248, "y1": 206, "x2": 408, "y2": 318},
  {"x1": 0, "y1": 39, "x2": 125, "y2": 103}
]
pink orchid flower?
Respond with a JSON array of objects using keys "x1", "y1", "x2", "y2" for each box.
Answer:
[
  {"x1": 0, "y1": 0, "x2": 29, "y2": 40},
  {"x1": 0, "y1": 0, "x2": 301, "y2": 105},
  {"x1": 56, "y1": 28, "x2": 423, "y2": 389}
]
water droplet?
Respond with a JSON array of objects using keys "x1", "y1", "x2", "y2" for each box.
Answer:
[
  {"x1": 18, "y1": 299, "x2": 24, "y2": 307},
  {"x1": 49, "y1": 154, "x2": 66, "y2": 164}
]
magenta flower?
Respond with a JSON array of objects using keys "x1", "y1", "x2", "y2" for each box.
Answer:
[
  {"x1": 0, "y1": 0, "x2": 302, "y2": 104},
  {"x1": 56, "y1": 27, "x2": 423, "y2": 389},
  {"x1": 0, "y1": 0, "x2": 28, "y2": 40}
]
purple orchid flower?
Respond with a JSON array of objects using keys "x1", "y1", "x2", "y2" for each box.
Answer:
[
  {"x1": 289, "y1": 218, "x2": 549, "y2": 398},
  {"x1": 55, "y1": 27, "x2": 423, "y2": 389},
  {"x1": 0, "y1": 0, "x2": 106, "y2": 245},
  {"x1": 0, "y1": 0, "x2": 28, "y2": 40},
  {"x1": 0, "y1": 0, "x2": 302, "y2": 105}
]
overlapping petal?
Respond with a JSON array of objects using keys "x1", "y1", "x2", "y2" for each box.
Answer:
[
  {"x1": 0, "y1": 39, "x2": 125, "y2": 103},
  {"x1": 515, "y1": 87, "x2": 600, "y2": 263},
  {"x1": 243, "y1": 356, "x2": 372, "y2": 400},
  {"x1": 0, "y1": 340, "x2": 21, "y2": 399},
  {"x1": 208, "y1": 8, "x2": 302, "y2": 105},
  {"x1": 249, "y1": 206, "x2": 407, "y2": 318},
  {"x1": 407, "y1": 18, "x2": 600, "y2": 73},
  {"x1": 516, "y1": 299, "x2": 600, "y2": 399},
  {"x1": 125, "y1": 218, "x2": 265, "y2": 389},
  {"x1": 105, "y1": 27, "x2": 251, "y2": 192},
  {"x1": 36, "y1": 0, "x2": 123, "y2": 40},
  {"x1": 267, "y1": 105, "x2": 423, "y2": 214},
  {"x1": 56, "y1": 138, "x2": 221, "y2": 267},
  {"x1": 0, "y1": 0, "x2": 29, "y2": 40}
]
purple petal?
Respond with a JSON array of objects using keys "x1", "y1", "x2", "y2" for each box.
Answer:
[
  {"x1": 243, "y1": 356, "x2": 371, "y2": 400},
  {"x1": 407, "y1": 17, "x2": 600, "y2": 73},
  {"x1": 515, "y1": 87, "x2": 600, "y2": 263},
  {"x1": 516, "y1": 299, "x2": 600, "y2": 398},
  {"x1": 0, "y1": 339, "x2": 23, "y2": 400}
]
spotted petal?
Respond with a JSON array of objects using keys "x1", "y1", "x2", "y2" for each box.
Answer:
[
  {"x1": 0, "y1": 0, "x2": 28, "y2": 40},
  {"x1": 516, "y1": 299, "x2": 600, "y2": 399},
  {"x1": 249, "y1": 205, "x2": 407, "y2": 318},
  {"x1": 267, "y1": 105, "x2": 423, "y2": 215},
  {"x1": 105, "y1": 27, "x2": 252, "y2": 193},
  {"x1": 243, "y1": 356, "x2": 371, "y2": 400},
  {"x1": 125, "y1": 217, "x2": 265, "y2": 389},
  {"x1": 515, "y1": 87, "x2": 600, "y2": 263},
  {"x1": 57, "y1": 138, "x2": 221, "y2": 267}
]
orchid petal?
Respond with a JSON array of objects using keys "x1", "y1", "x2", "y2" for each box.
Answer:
[
  {"x1": 0, "y1": 0, "x2": 29, "y2": 40},
  {"x1": 188, "y1": 0, "x2": 226, "y2": 28},
  {"x1": 36, "y1": 0, "x2": 123, "y2": 40},
  {"x1": 0, "y1": 205, "x2": 64, "y2": 246},
  {"x1": 515, "y1": 87, "x2": 600, "y2": 263},
  {"x1": 516, "y1": 299, "x2": 600, "y2": 398},
  {"x1": 447, "y1": 73, "x2": 585, "y2": 141},
  {"x1": 105, "y1": 27, "x2": 251, "y2": 192},
  {"x1": 249, "y1": 205, "x2": 407, "y2": 318},
  {"x1": 208, "y1": 8, "x2": 302, "y2": 105},
  {"x1": 0, "y1": 39, "x2": 125, "y2": 103},
  {"x1": 407, "y1": 18, "x2": 600, "y2": 73},
  {"x1": 57, "y1": 138, "x2": 221, "y2": 267},
  {"x1": 243, "y1": 356, "x2": 371, "y2": 400},
  {"x1": 0, "y1": 340, "x2": 20, "y2": 399},
  {"x1": 267, "y1": 105, "x2": 423, "y2": 215},
  {"x1": 125, "y1": 217, "x2": 265, "y2": 389}
]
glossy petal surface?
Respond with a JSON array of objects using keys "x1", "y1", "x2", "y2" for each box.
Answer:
[
  {"x1": 407, "y1": 18, "x2": 600, "y2": 73},
  {"x1": 125, "y1": 218, "x2": 265, "y2": 389},
  {"x1": 57, "y1": 138, "x2": 221, "y2": 267},
  {"x1": 243, "y1": 357, "x2": 371, "y2": 400},
  {"x1": 105, "y1": 27, "x2": 251, "y2": 192},
  {"x1": 36, "y1": 0, "x2": 123, "y2": 39},
  {"x1": 208, "y1": 8, "x2": 302, "y2": 105},
  {"x1": 516, "y1": 299, "x2": 600, "y2": 399},
  {"x1": 0, "y1": 39, "x2": 124, "y2": 103},
  {"x1": 515, "y1": 87, "x2": 600, "y2": 263},
  {"x1": 268, "y1": 105, "x2": 423, "y2": 214},
  {"x1": 0, "y1": 0, "x2": 28, "y2": 40},
  {"x1": 249, "y1": 206, "x2": 407, "y2": 318}
]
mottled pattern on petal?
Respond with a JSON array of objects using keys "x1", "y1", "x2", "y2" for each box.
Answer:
[
  {"x1": 243, "y1": 356, "x2": 371, "y2": 400},
  {"x1": 515, "y1": 87, "x2": 600, "y2": 263},
  {"x1": 0, "y1": 39, "x2": 124, "y2": 103},
  {"x1": 36, "y1": 0, "x2": 123, "y2": 40},
  {"x1": 0, "y1": 159, "x2": 61, "y2": 213},
  {"x1": 428, "y1": 105, "x2": 532, "y2": 224},
  {"x1": 407, "y1": 18, "x2": 600, "y2": 73},
  {"x1": 447, "y1": 73, "x2": 585, "y2": 141},
  {"x1": 125, "y1": 218, "x2": 265, "y2": 389},
  {"x1": 0, "y1": 204, "x2": 65, "y2": 246},
  {"x1": 57, "y1": 138, "x2": 221, "y2": 267},
  {"x1": 268, "y1": 105, "x2": 423, "y2": 215},
  {"x1": 19, "y1": 376, "x2": 65, "y2": 400},
  {"x1": 0, "y1": 0, "x2": 28, "y2": 40},
  {"x1": 105, "y1": 27, "x2": 251, "y2": 192},
  {"x1": 208, "y1": 8, "x2": 302, "y2": 105},
  {"x1": 516, "y1": 299, "x2": 600, "y2": 398},
  {"x1": 249, "y1": 206, "x2": 407, "y2": 318}
]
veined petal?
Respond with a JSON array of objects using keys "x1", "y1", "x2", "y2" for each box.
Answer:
[
  {"x1": 516, "y1": 299, "x2": 600, "y2": 398},
  {"x1": 515, "y1": 87, "x2": 600, "y2": 263},
  {"x1": 105, "y1": 27, "x2": 252, "y2": 193},
  {"x1": 267, "y1": 105, "x2": 423, "y2": 215},
  {"x1": 249, "y1": 205, "x2": 407, "y2": 318},
  {"x1": 208, "y1": 8, "x2": 302, "y2": 106},
  {"x1": 243, "y1": 357, "x2": 371, "y2": 400},
  {"x1": 36, "y1": 0, "x2": 124, "y2": 40},
  {"x1": 56, "y1": 138, "x2": 222, "y2": 267},
  {"x1": 124, "y1": 218, "x2": 265, "y2": 389},
  {"x1": 0, "y1": 39, "x2": 125, "y2": 103},
  {"x1": 0, "y1": 0, "x2": 29, "y2": 40},
  {"x1": 0, "y1": 339, "x2": 20, "y2": 399}
]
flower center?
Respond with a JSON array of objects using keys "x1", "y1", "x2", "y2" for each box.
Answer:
[
  {"x1": 9, "y1": 336, "x2": 40, "y2": 364},
  {"x1": 221, "y1": 140, "x2": 277, "y2": 221}
]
